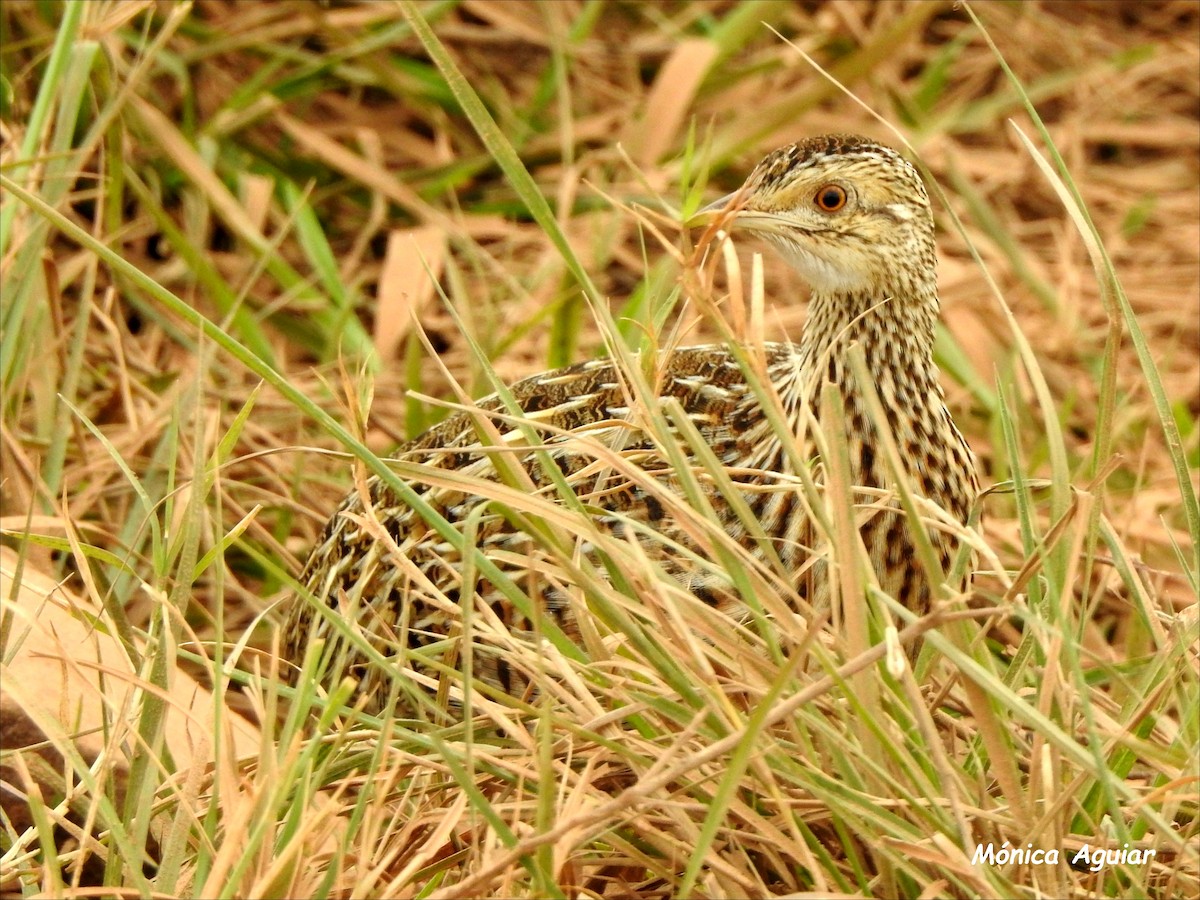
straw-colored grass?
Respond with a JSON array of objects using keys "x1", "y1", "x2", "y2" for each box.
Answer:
[{"x1": 2, "y1": 1, "x2": 1196, "y2": 897}]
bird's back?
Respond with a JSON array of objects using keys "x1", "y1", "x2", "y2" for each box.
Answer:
[
  {"x1": 288, "y1": 345, "x2": 811, "y2": 702},
  {"x1": 288, "y1": 345, "x2": 791, "y2": 646}
]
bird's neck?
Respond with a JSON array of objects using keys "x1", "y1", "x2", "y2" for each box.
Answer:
[
  {"x1": 740, "y1": 284, "x2": 951, "y2": 476},
  {"x1": 798, "y1": 287, "x2": 940, "y2": 393}
]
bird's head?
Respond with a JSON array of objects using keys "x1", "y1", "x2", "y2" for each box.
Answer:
[{"x1": 690, "y1": 135, "x2": 937, "y2": 301}]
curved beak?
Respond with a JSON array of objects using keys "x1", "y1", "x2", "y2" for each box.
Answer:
[
  {"x1": 688, "y1": 191, "x2": 794, "y2": 241},
  {"x1": 687, "y1": 191, "x2": 744, "y2": 228}
]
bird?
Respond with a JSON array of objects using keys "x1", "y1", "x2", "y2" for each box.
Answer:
[{"x1": 284, "y1": 134, "x2": 979, "y2": 716}]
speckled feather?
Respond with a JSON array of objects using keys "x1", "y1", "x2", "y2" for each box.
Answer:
[{"x1": 285, "y1": 134, "x2": 979, "y2": 713}]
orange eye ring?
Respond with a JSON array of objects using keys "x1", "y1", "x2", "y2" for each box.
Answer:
[{"x1": 814, "y1": 184, "x2": 848, "y2": 212}]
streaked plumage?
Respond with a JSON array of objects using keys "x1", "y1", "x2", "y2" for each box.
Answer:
[{"x1": 285, "y1": 134, "x2": 978, "y2": 714}]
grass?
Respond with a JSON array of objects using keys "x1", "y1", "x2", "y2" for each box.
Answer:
[{"x1": 1, "y1": 1, "x2": 1197, "y2": 897}]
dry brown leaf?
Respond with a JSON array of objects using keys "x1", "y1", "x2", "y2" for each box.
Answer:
[
  {"x1": 626, "y1": 38, "x2": 719, "y2": 171},
  {"x1": 377, "y1": 226, "x2": 449, "y2": 360},
  {"x1": 0, "y1": 547, "x2": 263, "y2": 886},
  {"x1": 0, "y1": 547, "x2": 262, "y2": 765}
]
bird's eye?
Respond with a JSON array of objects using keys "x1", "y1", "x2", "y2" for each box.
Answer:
[{"x1": 814, "y1": 184, "x2": 848, "y2": 212}]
